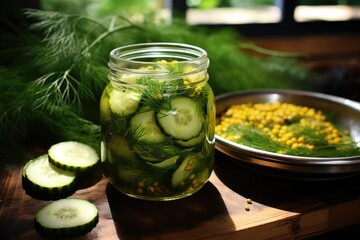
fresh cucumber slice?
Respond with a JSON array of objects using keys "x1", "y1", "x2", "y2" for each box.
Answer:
[
  {"x1": 22, "y1": 154, "x2": 76, "y2": 197},
  {"x1": 157, "y1": 97, "x2": 203, "y2": 140},
  {"x1": 109, "y1": 86, "x2": 141, "y2": 116},
  {"x1": 35, "y1": 198, "x2": 98, "y2": 237},
  {"x1": 130, "y1": 106, "x2": 167, "y2": 143},
  {"x1": 48, "y1": 141, "x2": 99, "y2": 172},
  {"x1": 171, "y1": 152, "x2": 203, "y2": 187}
]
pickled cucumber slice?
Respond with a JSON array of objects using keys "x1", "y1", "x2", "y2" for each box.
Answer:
[
  {"x1": 130, "y1": 106, "x2": 167, "y2": 143},
  {"x1": 109, "y1": 86, "x2": 141, "y2": 116},
  {"x1": 35, "y1": 198, "x2": 98, "y2": 237},
  {"x1": 108, "y1": 135, "x2": 135, "y2": 159},
  {"x1": 48, "y1": 141, "x2": 99, "y2": 172},
  {"x1": 157, "y1": 97, "x2": 203, "y2": 140},
  {"x1": 148, "y1": 155, "x2": 179, "y2": 168},
  {"x1": 176, "y1": 133, "x2": 204, "y2": 147},
  {"x1": 171, "y1": 152, "x2": 203, "y2": 187},
  {"x1": 22, "y1": 154, "x2": 76, "y2": 197},
  {"x1": 100, "y1": 89, "x2": 112, "y2": 122}
]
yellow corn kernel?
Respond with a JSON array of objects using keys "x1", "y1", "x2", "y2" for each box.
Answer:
[
  {"x1": 298, "y1": 136, "x2": 305, "y2": 143},
  {"x1": 263, "y1": 127, "x2": 270, "y2": 133},
  {"x1": 291, "y1": 143, "x2": 299, "y2": 149},
  {"x1": 306, "y1": 144, "x2": 315, "y2": 150}
]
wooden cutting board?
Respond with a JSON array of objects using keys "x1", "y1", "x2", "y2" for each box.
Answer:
[{"x1": 1, "y1": 151, "x2": 360, "y2": 240}]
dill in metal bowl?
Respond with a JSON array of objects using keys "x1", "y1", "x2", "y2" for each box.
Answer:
[
  {"x1": 214, "y1": 89, "x2": 360, "y2": 177},
  {"x1": 216, "y1": 101, "x2": 359, "y2": 158}
]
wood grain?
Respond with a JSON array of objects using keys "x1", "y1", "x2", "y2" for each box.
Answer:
[{"x1": 1, "y1": 151, "x2": 360, "y2": 240}]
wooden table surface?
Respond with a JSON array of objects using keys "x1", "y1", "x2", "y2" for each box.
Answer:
[{"x1": 1, "y1": 150, "x2": 360, "y2": 240}]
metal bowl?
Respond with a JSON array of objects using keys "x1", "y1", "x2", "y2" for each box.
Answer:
[{"x1": 215, "y1": 89, "x2": 360, "y2": 180}]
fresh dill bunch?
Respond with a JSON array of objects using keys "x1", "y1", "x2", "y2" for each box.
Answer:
[
  {"x1": 23, "y1": 9, "x2": 150, "y2": 113},
  {"x1": 33, "y1": 105, "x2": 101, "y2": 152},
  {"x1": 0, "y1": 66, "x2": 34, "y2": 143},
  {"x1": 0, "y1": 8, "x2": 318, "y2": 152},
  {"x1": 0, "y1": 65, "x2": 100, "y2": 150},
  {"x1": 24, "y1": 10, "x2": 108, "y2": 112}
]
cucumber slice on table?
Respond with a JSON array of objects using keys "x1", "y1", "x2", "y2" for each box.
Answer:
[
  {"x1": 48, "y1": 141, "x2": 99, "y2": 172},
  {"x1": 157, "y1": 97, "x2": 203, "y2": 140},
  {"x1": 22, "y1": 154, "x2": 76, "y2": 197},
  {"x1": 35, "y1": 198, "x2": 98, "y2": 237}
]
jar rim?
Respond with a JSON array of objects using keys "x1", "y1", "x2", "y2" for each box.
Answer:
[
  {"x1": 109, "y1": 42, "x2": 208, "y2": 64},
  {"x1": 108, "y1": 42, "x2": 209, "y2": 84}
]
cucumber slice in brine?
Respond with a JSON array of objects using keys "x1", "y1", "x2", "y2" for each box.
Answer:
[
  {"x1": 171, "y1": 152, "x2": 204, "y2": 187},
  {"x1": 100, "y1": 89, "x2": 112, "y2": 122},
  {"x1": 130, "y1": 106, "x2": 167, "y2": 143},
  {"x1": 35, "y1": 198, "x2": 98, "y2": 237},
  {"x1": 109, "y1": 86, "x2": 141, "y2": 116},
  {"x1": 48, "y1": 141, "x2": 99, "y2": 172},
  {"x1": 148, "y1": 155, "x2": 179, "y2": 168},
  {"x1": 22, "y1": 154, "x2": 76, "y2": 197},
  {"x1": 157, "y1": 96, "x2": 203, "y2": 140},
  {"x1": 176, "y1": 132, "x2": 204, "y2": 148}
]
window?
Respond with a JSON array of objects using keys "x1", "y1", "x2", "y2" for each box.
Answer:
[
  {"x1": 186, "y1": 0, "x2": 281, "y2": 24},
  {"x1": 295, "y1": 0, "x2": 360, "y2": 22},
  {"x1": 171, "y1": 0, "x2": 360, "y2": 37}
]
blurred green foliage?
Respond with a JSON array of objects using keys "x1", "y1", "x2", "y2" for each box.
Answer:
[{"x1": 42, "y1": 0, "x2": 161, "y2": 17}]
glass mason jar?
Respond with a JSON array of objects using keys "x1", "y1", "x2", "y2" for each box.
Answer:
[{"x1": 100, "y1": 42, "x2": 215, "y2": 201}]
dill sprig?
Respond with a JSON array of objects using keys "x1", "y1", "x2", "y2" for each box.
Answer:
[
  {"x1": 289, "y1": 124, "x2": 329, "y2": 146},
  {"x1": 225, "y1": 125, "x2": 360, "y2": 158},
  {"x1": 136, "y1": 76, "x2": 171, "y2": 112}
]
